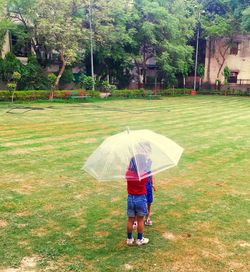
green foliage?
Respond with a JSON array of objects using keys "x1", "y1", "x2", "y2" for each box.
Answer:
[
  {"x1": 241, "y1": 6, "x2": 250, "y2": 31},
  {"x1": 86, "y1": 90, "x2": 100, "y2": 98},
  {"x1": 202, "y1": 15, "x2": 233, "y2": 38},
  {"x1": 159, "y1": 89, "x2": 192, "y2": 96},
  {"x1": 223, "y1": 66, "x2": 230, "y2": 83},
  {"x1": 96, "y1": 80, "x2": 116, "y2": 92},
  {"x1": 111, "y1": 88, "x2": 194, "y2": 97},
  {"x1": 0, "y1": 2, "x2": 16, "y2": 52},
  {"x1": 197, "y1": 64, "x2": 205, "y2": 78},
  {"x1": 0, "y1": 89, "x2": 102, "y2": 101},
  {"x1": 111, "y1": 89, "x2": 144, "y2": 98},
  {"x1": 79, "y1": 75, "x2": 94, "y2": 90},
  {"x1": 201, "y1": 0, "x2": 250, "y2": 38},
  {"x1": 18, "y1": 55, "x2": 49, "y2": 90},
  {"x1": 7, "y1": 82, "x2": 16, "y2": 92},
  {"x1": 129, "y1": 0, "x2": 196, "y2": 85},
  {"x1": 0, "y1": 90, "x2": 50, "y2": 101},
  {"x1": 0, "y1": 52, "x2": 22, "y2": 82},
  {"x1": 60, "y1": 67, "x2": 74, "y2": 85},
  {"x1": 48, "y1": 73, "x2": 57, "y2": 89},
  {"x1": 12, "y1": 71, "x2": 21, "y2": 82}
]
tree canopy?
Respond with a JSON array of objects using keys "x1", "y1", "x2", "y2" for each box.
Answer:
[{"x1": 0, "y1": 0, "x2": 249, "y2": 88}]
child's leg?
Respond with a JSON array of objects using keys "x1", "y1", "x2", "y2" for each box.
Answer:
[
  {"x1": 127, "y1": 217, "x2": 135, "y2": 237},
  {"x1": 146, "y1": 203, "x2": 151, "y2": 221},
  {"x1": 137, "y1": 216, "x2": 145, "y2": 237},
  {"x1": 133, "y1": 216, "x2": 137, "y2": 229}
]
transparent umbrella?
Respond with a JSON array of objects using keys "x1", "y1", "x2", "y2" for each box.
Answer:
[{"x1": 83, "y1": 128, "x2": 183, "y2": 181}]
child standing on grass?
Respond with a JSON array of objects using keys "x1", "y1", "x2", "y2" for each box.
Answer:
[
  {"x1": 133, "y1": 173, "x2": 156, "y2": 228},
  {"x1": 126, "y1": 156, "x2": 149, "y2": 246},
  {"x1": 145, "y1": 174, "x2": 156, "y2": 226}
]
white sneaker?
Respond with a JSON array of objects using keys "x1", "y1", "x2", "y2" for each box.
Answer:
[
  {"x1": 145, "y1": 219, "x2": 153, "y2": 226},
  {"x1": 127, "y1": 238, "x2": 134, "y2": 246},
  {"x1": 136, "y1": 237, "x2": 149, "y2": 246}
]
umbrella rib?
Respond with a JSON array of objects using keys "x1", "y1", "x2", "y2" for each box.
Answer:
[
  {"x1": 147, "y1": 135, "x2": 183, "y2": 166},
  {"x1": 130, "y1": 132, "x2": 143, "y2": 181},
  {"x1": 99, "y1": 140, "x2": 117, "y2": 180}
]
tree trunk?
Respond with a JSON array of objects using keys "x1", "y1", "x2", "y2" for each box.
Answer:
[
  {"x1": 134, "y1": 60, "x2": 141, "y2": 89},
  {"x1": 50, "y1": 52, "x2": 66, "y2": 99},
  {"x1": 142, "y1": 45, "x2": 146, "y2": 86},
  {"x1": 11, "y1": 91, "x2": 14, "y2": 103},
  {"x1": 207, "y1": 38, "x2": 211, "y2": 83},
  {"x1": 216, "y1": 42, "x2": 230, "y2": 79}
]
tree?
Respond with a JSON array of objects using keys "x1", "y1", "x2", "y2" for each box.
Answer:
[
  {"x1": 80, "y1": 0, "x2": 132, "y2": 88},
  {"x1": 125, "y1": 0, "x2": 196, "y2": 87},
  {"x1": 5, "y1": 0, "x2": 47, "y2": 64},
  {"x1": 199, "y1": 0, "x2": 250, "y2": 82},
  {"x1": 7, "y1": 71, "x2": 21, "y2": 102},
  {"x1": 0, "y1": 52, "x2": 22, "y2": 82},
  {"x1": 18, "y1": 55, "x2": 49, "y2": 90},
  {"x1": 242, "y1": 6, "x2": 250, "y2": 32},
  {"x1": 0, "y1": 0, "x2": 16, "y2": 54},
  {"x1": 34, "y1": 0, "x2": 83, "y2": 94}
]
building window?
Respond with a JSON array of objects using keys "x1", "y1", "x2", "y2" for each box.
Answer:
[
  {"x1": 228, "y1": 72, "x2": 238, "y2": 83},
  {"x1": 230, "y1": 42, "x2": 239, "y2": 55},
  {"x1": 11, "y1": 33, "x2": 31, "y2": 57}
]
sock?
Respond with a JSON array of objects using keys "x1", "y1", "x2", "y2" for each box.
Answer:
[
  {"x1": 127, "y1": 233, "x2": 132, "y2": 239},
  {"x1": 137, "y1": 233, "x2": 143, "y2": 240}
]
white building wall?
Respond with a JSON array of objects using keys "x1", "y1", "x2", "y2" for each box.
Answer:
[
  {"x1": 204, "y1": 35, "x2": 250, "y2": 84},
  {"x1": 1, "y1": 31, "x2": 10, "y2": 58}
]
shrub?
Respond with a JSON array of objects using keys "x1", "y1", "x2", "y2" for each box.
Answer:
[
  {"x1": 48, "y1": 73, "x2": 57, "y2": 89},
  {"x1": 78, "y1": 90, "x2": 87, "y2": 96},
  {"x1": 96, "y1": 80, "x2": 116, "y2": 92},
  {"x1": 0, "y1": 90, "x2": 51, "y2": 101},
  {"x1": 1, "y1": 52, "x2": 22, "y2": 82},
  {"x1": 7, "y1": 82, "x2": 17, "y2": 92},
  {"x1": 80, "y1": 75, "x2": 94, "y2": 90},
  {"x1": 111, "y1": 89, "x2": 144, "y2": 97},
  {"x1": 159, "y1": 89, "x2": 192, "y2": 96},
  {"x1": 18, "y1": 55, "x2": 49, "y2": 90},
  {"x1": 60, "y1": 67, "x2": 74, "y2": 85},
  {"x1": 0, "y1": 91, "x2": 11, "y2": 101},
  {"x1": 12, "y1": 71, "x2": 21, "y2": 81},
  {"x1": 86, "y1": 90, "x2": 100, "y2": 98}
]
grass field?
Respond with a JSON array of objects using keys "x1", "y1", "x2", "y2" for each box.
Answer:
[{"x1": 0, "y1": 96, "x2": 249, "y2": 272}]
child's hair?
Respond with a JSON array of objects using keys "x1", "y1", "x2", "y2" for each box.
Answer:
[
  {"x1": 128, "y1": 154, "x2": 149, "y2": 174},
  {"x1": 128, "y1": 157, "x2": 137, "y2": 173}
]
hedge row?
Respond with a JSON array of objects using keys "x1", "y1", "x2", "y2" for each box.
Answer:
[
  {"x1": 110, "y1": 89, "x2": 145, "y2": 97},
  {"x1": 198, "y1": 89, "x2": 250, "y2": 96},
  {"x1": 1, "y1": 88, "x2": 249, "y2": 102},
  {"x1": 110, "y1": 88, "x2": 193, "y2": 97},
  {"x1": 0, "y1": 90, "x2": 100, "y2": 101}
]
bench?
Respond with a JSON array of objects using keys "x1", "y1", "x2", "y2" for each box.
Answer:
[
  {"x1": 64, "y1": 90, "x2": 90, "y2": 99},
  {"x1": 144, "y1": 89, "x2": 161, "y2": 99}
]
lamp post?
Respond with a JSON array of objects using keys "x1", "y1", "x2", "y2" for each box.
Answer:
[
  {"x1": 193, "y1": 10, "x2": 205, "y2": 91},
  {"x1": 89, "y1": 0, "x2": 95, "y2": 91}
]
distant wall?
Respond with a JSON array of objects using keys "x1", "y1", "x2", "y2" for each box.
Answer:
[{"x1": 204, "y1": 35, "x2": 250, "y2": 85}]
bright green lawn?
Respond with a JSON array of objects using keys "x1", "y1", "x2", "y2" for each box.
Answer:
[{"x1": 0, "y1": 96, "x2": 249, "y2": 272}]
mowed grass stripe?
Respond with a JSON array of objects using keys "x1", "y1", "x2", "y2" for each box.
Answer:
[
  {"x1": 0, "y1": 98, "x2": 248, "y2": 131},
  {"x1": 0, "y1": 97, "x2": 250, "y2": 271},
  {"x1": 1, "y1": 108, "x2": 249, "y2": 152}
]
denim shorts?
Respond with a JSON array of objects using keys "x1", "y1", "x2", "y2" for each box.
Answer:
[{"x1": 127, "y1": 194, "x2": 148, "y2": 217}]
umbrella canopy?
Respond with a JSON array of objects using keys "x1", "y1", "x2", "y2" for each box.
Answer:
[{"x1": 83, "y1": 129, "x2": 183, "y2": 181}]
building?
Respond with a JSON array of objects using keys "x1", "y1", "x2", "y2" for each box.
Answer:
[
  {"x1": 204, "y1": 34, "x2": 250, "y2": 90},
  {"x1": 1, "y1": 31, "x2": 30, "y2": 64}
]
